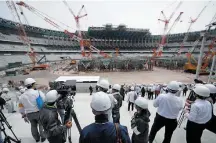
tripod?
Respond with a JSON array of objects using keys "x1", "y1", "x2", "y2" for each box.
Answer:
[{"x1": 0, "y1": 110, "x2": 21, "y2": 143}]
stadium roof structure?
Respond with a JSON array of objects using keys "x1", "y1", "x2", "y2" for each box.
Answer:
[{"x1": 88, "y1": 24, "x2": 151, "y2": 40}]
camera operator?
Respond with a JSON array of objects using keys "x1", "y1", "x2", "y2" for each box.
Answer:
[
  {"x1": 39, "y1": 90, "x2": 72, "y2": 143},
  {"x1": 56, "y1": 89, "x2": 73, "y2": 124}
]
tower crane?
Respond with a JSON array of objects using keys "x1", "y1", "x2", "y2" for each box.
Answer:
[
  {"x1": 16, "y1": 1, "x2": 110, "y2": 58},
  {"x1": 177, "y1": 1, "x2": 211, "y2": 55},
  {"x1": 6, "y1": 0, "x2": 49, "y2": 71},
  {"x1": 63, "y1": 0, "x2": 87, "y2": 57},
  {"x1": 155, "y1": 1, "x2": 183, "y2": 56}
]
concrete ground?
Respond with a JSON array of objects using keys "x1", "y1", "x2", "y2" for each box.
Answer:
[{"x1": 3, "y1": 92, "x2": 216, "y2": 143}]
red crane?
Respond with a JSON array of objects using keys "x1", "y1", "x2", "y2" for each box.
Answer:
[
  {"x1": 177, "y1": 1, "x2": 211, "y2": 55},
  {"x1": 16, "y1": 1, "x2": 110, "y2": 58},
  {"x1": 155, "y1": 1, "x2": 183, "y2": 56},
  {"x1": 63, "y1": 0, "x2": 87, "y2": 57}
]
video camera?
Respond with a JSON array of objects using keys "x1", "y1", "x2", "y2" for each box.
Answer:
[{"x1": 49, "y1": 80, "x2": 76, "y2": 96}]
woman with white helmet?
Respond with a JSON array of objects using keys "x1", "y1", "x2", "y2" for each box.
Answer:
[
  {"x1": 79, "y1": 91, "x2": 130, "y2": 143},
  {"x1": 39, "y1": 90, "x2": 72, "y2": 143},
  {"x1": 184, "y1": 85, "x2": 212, "y2": 143},
  {"x1": 205, "y1": 84, "x2": 216, "y2": 134},
  {"x1": 131, "y1": 97, "x2": 150, "y2": 143},
  {"x1": 149, "y1": 81, "x2": 183, "y2": 143},
  {"x1": 1, "y1": 87, "x2": 16, "y2": 113}
]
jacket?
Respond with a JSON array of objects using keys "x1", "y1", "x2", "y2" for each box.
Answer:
[
  {"x1": 19, "y1": 89, "x2": 45, "y2": 114},
  {"x1": 107, "y1": 94, "x2": 117, "y2": 122},
  {"x1": 112, "y1": 92, "x2": 123, "y2": 114},
  {"x1": 39, "y1": 104, "x2": 67, "y2": 138},
  {"x1": 131, "y1": 110, "x2": 151, "y2": 143},
  {"x1": 79, "y1": 114, "x2": 131, "y2": 143},
  {"x1": 127, "y1": 91, "x2": 136, "y2": 103}
]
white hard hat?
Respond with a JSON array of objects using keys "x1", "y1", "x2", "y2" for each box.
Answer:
[
  {"x1": 18, "y1": 86, "x2": 24, "y2": 90},
  {"x1": 205, "y1": 84, "x2": 216, "y2": 94},
  {"x1": 20, "y1": 88, "x2": 25, "y2": 93},
  {"x1": 135, "y1": 97, "x2": 148, "y2": 109},
  {"x1": 167, "y1": 81, "x2": 179, "y2": 91},
  {"x1": 130, "y1": 86, "x2": 134, "y2": 91},
  {"x1": 24, "y1": 78, "x2": 36, "y2": 86},
  {"x1": 193, "y1": 85, "x2": 210, "y2": 97},
  {"x1": 2, "y1": 88, "x2": 9, "y2": 92},
  {"x1": 2, "y1": 84, "x2": 8, "y2": 88},
  {"x1": 45, "y1": 90, "x2": 59, "y2": 103},
  {"x1": 98, "y1": 79, "x2": 109, "y2": 89},
  {"x1": 195, "y1": 83, "x2": 203, "y2": 87},
  {"x1": 112, "y1": 84, "x2": 121, "y2": 91},
  {"x1": 90, "y1": 91, "x2": 111, "y2": 112}
]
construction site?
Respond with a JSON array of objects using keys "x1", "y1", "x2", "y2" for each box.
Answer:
[{"x1": 0, "y1": 0, "x2": 216, "y2": 143}]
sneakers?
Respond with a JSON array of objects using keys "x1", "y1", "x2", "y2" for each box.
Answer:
[{"x1": 36, "y1": 140, "x2": 40, "y2": 142}]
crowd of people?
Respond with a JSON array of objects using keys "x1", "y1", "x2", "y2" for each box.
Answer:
[{"x1": 0, "y1": 78, "x2": 216, "y2": 143}]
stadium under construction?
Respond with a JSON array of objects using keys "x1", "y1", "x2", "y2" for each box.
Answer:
[{"x1": 0, "y1": 1, "x2": 215, "y2": 79}]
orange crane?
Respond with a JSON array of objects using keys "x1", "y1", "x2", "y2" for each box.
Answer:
[
  {"x1": 6, "y1": 0, "x2": 49, "y2": 71},
  {"x1": 177, "y1": 1, "x2": 211, "y2": 55},
  {"x1": 16, "y1": 1, "x2": 110, "y2": 59},
  {"x1": 155, "y1": 1, "x2": 183, "y2": 56},
  {"x1": 63, "y1": 0, "x2": 87, "y2": 57}
]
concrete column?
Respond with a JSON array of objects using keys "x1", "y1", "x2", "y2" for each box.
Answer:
[{"x1": 208, "y1": 55, "x2": 216, "y2": 83}]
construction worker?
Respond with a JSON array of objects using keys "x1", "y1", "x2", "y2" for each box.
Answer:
[
  {"x1": 149, "y1": 81, "x2": 183, "y2": 143},
  {"x1": 18, "y1": 78, "x2": 46, "y2": 142},
  {"x1": 89, "y1": 85, "x2": 93, "y2": 95},
  {"x1": 184, "y1": 85, "x2": 212, "y2": 143},
  {"x1": 204, "y1": 84, "x2": 216, "y2": 134},
  {"x1": 131, "y1": 97, "x2": 150, "y2": 143},
  {"x1": 127, "y1": 86, "x2": 137, "y2": 111},
  {"x1": 39, "y1": 90, "x2": 72, "y2": 143},
  {"x1": 141, "y1": 85, "x2": 145, "y2": 97},
  {"x1": 112, "y1": 84, "x2": 123, "y2": 123},
  {"x1": 79, "y1": 92, "x2": 130, "y2": 143},
  {"x1": 97, "y1": 79, "x2": 117, "y2": 122},
  {"x1": 1, "y1": 88, "x2": 16, "y2": 113},
  {"x1": 183, "y1": 85, "x2": 188, "y2": 96}
]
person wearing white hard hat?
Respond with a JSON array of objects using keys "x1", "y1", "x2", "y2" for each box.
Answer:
[
  {"x1": 204, "y1": 84, "x2": 216, "y2": 134},
  {"x1": 184, "y1": 85, "x2": 212, "y2": 143},
  {"x1": 112, "y1": 84, "x2": 123, "y2": 123},
  {"x1": 19, "y1": 78, "x2": 46, "y2": 142},
  {"x1": 97, "y1": 79, "x2": 117, "y2": 122},
  {"x1": 131, "y1": 97, "x2": 150, "y2": 143},
  {"x1": 39, "y1": 90, "x2": 72, "y2": 143},
  {"x1": 127, "y1": 86, "x2": 137, "y2": 111},
  {"x1": 1, "y1": 88, "x2": 16, "y2": 113},
  {"x1": 149, "y1": 81, "x2": 183, "y2": 143},
  {"x1": 79, "y1": 92, "x2": 130, "y2": 143}
]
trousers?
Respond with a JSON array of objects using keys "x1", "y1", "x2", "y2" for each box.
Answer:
[
  {"x1": 149, "y1": 113, "x2": 177, "y2": 143},
  {"x1": 128, "y1": 102, "x2": 134, "y2": 111},
  {"x1": 27, "y1": 112, "x2": 45, "y2": 141},
  {"x1": 186, "y1": 120, "x2": 205, "y2": 143},
  {"x1": 205, "y1": 114, "x2": 216, "y2": 134}
]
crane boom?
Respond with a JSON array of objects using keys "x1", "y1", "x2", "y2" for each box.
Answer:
[
  {"x1": 177, "y1": 1, "x2": 211, "y2": 55},
  {"x1": 16, "y1": 1, "x2": 110, "y2": 58}
]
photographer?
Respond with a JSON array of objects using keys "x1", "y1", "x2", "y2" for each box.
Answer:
[
  {"x1": 39, "y1": 90, "x2": 72, "y2": 143},
  {"x1": 56, "y1": 89, "x2": 73, "y2": 124}
]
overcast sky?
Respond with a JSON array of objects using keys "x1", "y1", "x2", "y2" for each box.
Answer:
[{"x1": 0, "y1": 0, "x2": 216, "y2": 35}]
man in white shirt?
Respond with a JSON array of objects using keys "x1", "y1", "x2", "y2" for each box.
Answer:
[
  {"x1": 184, "y1": 85, "x2": 212, "y2": 143},
  {"x1": 127, "y1": 86, "x2": 136, "y2": 111},
  {"x1": 149, "y1": 81, "x2": 183, "y2": 143},
  {"x1": 19, "y1": 78, "x2": 46, "y2": 142}
]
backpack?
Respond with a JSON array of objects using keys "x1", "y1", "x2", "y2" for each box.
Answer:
[{"x1": 36, "y1": 91, "x2": 44, "y2": 110}]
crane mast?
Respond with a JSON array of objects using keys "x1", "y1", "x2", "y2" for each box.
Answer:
[{"x1": 17, "y1": 1, "x2": 110, "y2": 58}]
